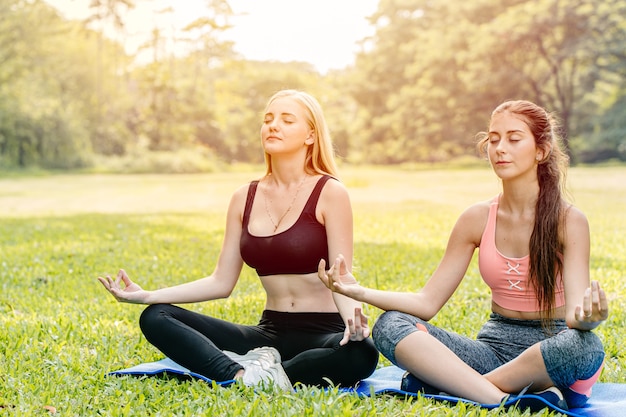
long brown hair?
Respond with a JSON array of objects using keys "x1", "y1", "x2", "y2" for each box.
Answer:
[{"x1": 477, "y1": 100, "x2": 570, "y2": 325}]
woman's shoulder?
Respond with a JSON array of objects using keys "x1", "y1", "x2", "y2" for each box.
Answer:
[
  {"x1": 459, "y1": 198, "x2": 493, "y2": 221},
  {"x1": 452, "y1": 199, "x2": 493, "y2": 241},
  {"x1": 233, "y1": 180, "x2": 255, "y2": 197},
  {"x1": 559, "y1": 203, "x2": 590, "y2": 251},
  {"x1": 316, "y1": 174, "x2": 348, "y2": 195},
  {"x1": 563, "y1": 201, "x2": 587, "y2": 217},
  {"x1": 314, "y1": 175, "x2": 351, "y2": 216},
  {"x1": 562, "y1": 203, "x2": 589, "y2": 231},
  {"x1": 228, "y1": 181, "x2": 258, "y2": 210}
]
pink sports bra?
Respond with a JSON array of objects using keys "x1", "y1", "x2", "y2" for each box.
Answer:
[{"x1": 478, "y1": 196, "x2": 565, "y2": 312}]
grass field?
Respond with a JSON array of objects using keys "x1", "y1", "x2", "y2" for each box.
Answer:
[{"x1": 1, "y1": 166, "x2": 624, "y2": 416}]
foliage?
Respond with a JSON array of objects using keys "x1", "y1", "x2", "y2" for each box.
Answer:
[
  {"x1": 1, "y1": 0, "x2": 626, "y2": 170},
  {"x1": 211, "y1": 59, "x2": 326, "y2": 163},
  {"x1": 351, "y1": 0, "x2": 626, "y2": 163},
  {"x1": 0, "y1": 0, "x2": 96, "y2": 169},
  {"x1": 0, "y1": 167, "x2": 624, "y2": 416},
  {"x1": 574, "y1": 84, "x2": 626, "y2": 163}
]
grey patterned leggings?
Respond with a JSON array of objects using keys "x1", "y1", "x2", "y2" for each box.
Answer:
[{"x1": 373, "y1": 311, "x2": 605, "y2": 407}]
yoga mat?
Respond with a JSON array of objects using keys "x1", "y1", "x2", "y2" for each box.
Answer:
[
  {"x1": 346, "y1": 365, "x2": 622, "y2": 417},
  {"x1": 110, "y1": 357, "x2": 234, "y2": 386},
  {"x1": 110, "y1": 359, "x2": 624, "y2": 416}
]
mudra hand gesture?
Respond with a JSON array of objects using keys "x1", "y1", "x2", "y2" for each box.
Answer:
[
  {"x1": 318, "y1": 254, "x2": 364, "y2": 298},
  {"x1": 98, "y1": 269, "x2": 147, "y2": 304},
  {"x1": 575, "y1": 280, "x2": 609, "y2": 324},
  {"x1": 340, "y1": 306, "x2": 370, "y2": 345},
  {"x1": 319, "y1": 255, "x2": 370, "y2": 344}
]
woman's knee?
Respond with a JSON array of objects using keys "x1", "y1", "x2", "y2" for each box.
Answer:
[
  {"x1": 557, "y1": 329, "x2": 604, "y2": 367},
  {"x1": 360, "y1": 336, "x2": 381, "y2": 367},
  {"x1": 372, "y1": 311, "x2": 425, "y2": 364},
  {"x1": 347, "y1": 337, "x2": 380, "y2": 379},
  {"x1": 372, "y1": 311, "x2": 399, "y2": 346},
  {"x1": 139, "y1": 303, "x2": 171, "y2": 334},
  {"x1": 541, "y1": 329, "x2": 605, "y2": 387}
]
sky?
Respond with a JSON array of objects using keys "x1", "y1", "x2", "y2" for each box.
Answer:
[{"x1": 43, "y1": 0, "x2": 380, "y2": 73}]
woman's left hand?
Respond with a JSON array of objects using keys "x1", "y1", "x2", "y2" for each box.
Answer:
[
  {"x1": 575, "y1": 280, "x2": 609, "y2": 323},
  {"x1": 340, "y1": 307, "x2": 371, "y2": 346}
]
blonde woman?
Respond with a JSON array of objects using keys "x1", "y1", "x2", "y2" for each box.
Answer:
[{"x1": 99, "y1": 90, "x2": 378, "y2": 390}]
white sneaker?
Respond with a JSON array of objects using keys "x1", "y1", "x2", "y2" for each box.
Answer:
[
  {"x1": 224, "y1": 346, "x2": 281, "y2": 369},
  {"x1": 241, "y1": 361, "x2": 292, "y2": 391}
]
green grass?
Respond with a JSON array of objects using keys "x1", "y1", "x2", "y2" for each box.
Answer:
[{"x1": 0, "y1": 166, "x2": 624, "y2": 416}]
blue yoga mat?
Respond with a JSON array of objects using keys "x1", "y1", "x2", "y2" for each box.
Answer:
[{"x1": 110, "y1": 359, "x2": 624, "y2": 416}]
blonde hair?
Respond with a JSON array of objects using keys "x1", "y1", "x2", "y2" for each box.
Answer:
[{"x1": 262, "y1": 90, "x2": 338, "y2": 178}]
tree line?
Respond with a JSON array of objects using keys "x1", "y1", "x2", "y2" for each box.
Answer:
[{"x1": 1, "y1": 0, "x2": 625, "y2": 171}]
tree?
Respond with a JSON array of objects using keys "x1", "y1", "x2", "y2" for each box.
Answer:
[
  {"x1": 349, "y1": 0, "x2": 626, "y2": 163},
  {"x1": 84, "y1": 0, "x2": 135, "y2": 155},
  {"x1": 471, "y1": 0, "x2": 626, "y2": 160},
  {"x1": 211, "y1": 59, "x2": 324, "y2": 163},
  {"x1": 0, "y1": 0, "x2": 95, "y2": 168}
]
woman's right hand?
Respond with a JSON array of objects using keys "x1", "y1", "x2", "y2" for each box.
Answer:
[{"x1": 98, "y1": 269, "x2": 149, "y2": 304}]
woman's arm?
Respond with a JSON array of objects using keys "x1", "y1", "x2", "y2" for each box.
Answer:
[
  {"x1": 561, "y1": 206, "x2": 609, "y2": 330},
  {"x1": 320, "y1": 203, "x2": 486, "y2": 321},
  {"x1": 98, "y1": 185, "x2": 248, "y2": 305},
  {"x1": 318, "y1": 180, "x2": 368, "y2": 343}
]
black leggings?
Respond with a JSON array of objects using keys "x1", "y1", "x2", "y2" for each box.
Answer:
[{"x1": 139, "y1": 304, "x2": 379, "y2": 387}]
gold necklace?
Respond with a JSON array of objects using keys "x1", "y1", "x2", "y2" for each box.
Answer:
[{"x1": 263, "y1": 174, "x2": 307, "y2": 232}]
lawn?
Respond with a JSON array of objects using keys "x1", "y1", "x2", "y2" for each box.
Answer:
[{"x1": 0, "y1": 166, "x2": 624, "y2": 416}]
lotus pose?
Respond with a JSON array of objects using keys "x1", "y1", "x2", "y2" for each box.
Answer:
[
  {"x1": 319, "y1": 100, "x2": 607, "y2": 409},
  {"x1": 99, "y1": 89, "x2": 378, "y2": 390}
]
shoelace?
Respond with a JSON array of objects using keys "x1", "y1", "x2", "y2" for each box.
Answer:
[{"x1": 501, "y1": 382, "x2": 533, "y2": 404}]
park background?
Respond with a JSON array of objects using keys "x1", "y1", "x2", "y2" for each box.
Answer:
[
  {"x1": 2, "y1": 0, "x2": 626, "y2": 171},
  {"x1": 1, "y1": 1, "x2": 625, "y2": 416}
]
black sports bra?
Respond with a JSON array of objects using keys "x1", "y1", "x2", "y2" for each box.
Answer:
[{"x1": 240, "y1": 175, "x2": 332, "y2": 276}]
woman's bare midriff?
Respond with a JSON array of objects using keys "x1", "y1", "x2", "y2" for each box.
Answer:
[
  {"x1": 491, "y1": 301, "x2": 565, "y2": 320},
  {"x1": 261, "y1": 272, "x2": 339, "y2": 313}
]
